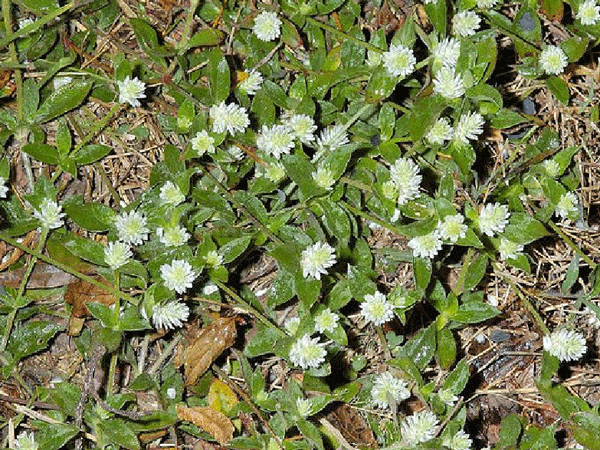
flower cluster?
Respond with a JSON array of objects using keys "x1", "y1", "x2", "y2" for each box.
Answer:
[
  {"x1": 371, "y1": 371, "x2": 410, "y2": 409},
  {"x1": 253, "y1": 11, "x2": 282, "y2": 42},
  {"x1": 539, "y1": 46, "x2": 568, "y2": 75},
  {"x1": 117, "y1": 76, "x2": 146, "y2": 107},
  {"x1": 289, "y1": 334, "x2": 327, "y2": 369},
  {"x1": 543, "y1": 329, "x2": 587, "y2": 362},
  {"x1": 152, "y1": 299, "x2": 190, "y2": 330},
  {"x1": 33, "y1": 198, "x2": 65, "y2": 230},
  {"x1": 382, "y1": 44, "x2": 416, "y2": 78},
  {"x1": 401, "y1": 411, "x2": 439, "y2": 445},
  {"x1": 361, "y1": 291, "x2": 394, "y2": 326},
  {"x1": 300, "y1": 242, "x2": 337, "y2": 280}
]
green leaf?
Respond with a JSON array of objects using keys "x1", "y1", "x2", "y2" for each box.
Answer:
[
  {"x1": 463, "y1": 255, "x2": 488, "y2": 291},
  {"x1": 378, "y1": 102, "x2": 396, "y2": 140},
  {"x1": 117, "y1": 305, "x2": 150, "y2": 331},
  {"x1": 399, "y1": 323, "x2": 436, "y2": 370},
  {"x1": 35, "y1": 81, "x2": 92, "y2": 123},
  {"x1": 388, "y1": 357, "x2": 424, "y2": 385},
  {"x1": 561, "y1": 36, "x2": 589, "y2": 62},
  {"x1": 60, "y1": 158, "x2": 77, "y2": 177},
  {"x1": 262, "y1": 79, "x2": 289, "y2": 109},
  {"x1": 562, "y1": 254, "x2": 580, "y2": 293},
  {"x1": 451, "y1": 142, "x2": 476, "y2": 175},
  {"x1": 569, "y1": 412, "x2": 600, "y2": 450},
  {"x1": 294, "y1": 273, "x2": 321, "y2": 309},
  {"x1": 410, "y1": 95, "x2": 445, "y2": 142},
  {"x1": 73, "y1": 144, "x2": 112, "y2": 165},
  {"x1": 452, "y1": 301, "x2": 499, "y2": 324},
  {"x1": 365, "y1": 64, "x2": 397, "y2": 104},
  {"x1": 504, "y1": 213, "x2": 550, "y2": 244},
  {"x1": 86, "y1": 302, "x2": 118, "y2": 329},
  {"x1": 327, "y1": 278, "x2": 352, "y2": 310},
  {"x1": 489, "y1": 108, "x2": 528, "y2": 129},
  {"x1": 497, "y1": 414, "x2": 523, "y2": 447},
  {"x1": 297, "y1": 419, "x2": 324, "y2": 450},
  {"x1": 424, "y1": 0, "x2": 447, "y2": 34},
  {"x1": 14, "y1": 0, "x2": 58, "y2": 14},
  {"x1": 220, "y1": 235, "x2": 253, "y2": 264},
  {"x1": 244, "y1": 323, "x2": 280, "y2": 358},
  {"x1": 545, "y1": 76, "x2": 569, "y2": 105},
  {"x1": 186, "y1": 28, "x2": 225, "y2": 48},
  {"x1": 207, "y1": 47, "x2": 231, "y2": 104},
  {"x1": 443, "y1": 359, "x2": 470, "y2": 394},
  {"x1": 414, "y1": 257, "x2": 432, "y2": 292},
  {"x1": 99, "y1": 418, "x2": 141, "y2": 450},
  {"x1": 35, "y1": 422, "x2": 79, "y2": 450},
  {"x1": 50, "y1": 382, "x2": 81, "y2": 416},
  {"x1": 267, "y1": 269, "x2": 295, "y2": 308},
  {"x1": 62, "y1": 195, "x2": 116, "y2": 232},
  {"x1": 437, "y1": 328, "x2": 456, "y2": 369},
  {"x1": 282, "y1": 154, "x2": 324, "y2": 200},
  {"x1": 130, "y1": 18, "x2": 159, "y2": 50},
  {"x1": 22, "y1": 143, "x2": 60, "y2": 165},
  {"x1": 55, "y1": 118, "x2": 72, "y2": 157},
  {"x1": 6, "y1": 321, "x2": 63, "y2": 360}
]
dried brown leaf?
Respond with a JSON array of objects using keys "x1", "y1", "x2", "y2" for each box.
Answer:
[
  {"x1": 183, "y1": 317, "x2": 236, "y2": 386},
  {"x1": 64, "y1": 276, "x2": 116, "y2": 336},
  {"x1": 176, "y1": 404, "x2": 234, "y2": 445}
]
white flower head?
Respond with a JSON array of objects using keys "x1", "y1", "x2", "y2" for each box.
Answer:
[
  {"x1": 543, "y1": 329, "x2": 587, "y2": 362},
  {"x1": 14, "y1": 431, "x2": 38, "y2": 450},
  {"x1": 33, "y1": 198, "x2": 65, "y2": 230},
  {"x1": 401, "y1": 411, "x2": 439, "y2": 445},
  {"x1": 390, "y1": 157, "x2": 422, "y2": 205},
  {"x1": 454, "y1": 111, "x2": 485, "y2": 144},
  {"x1": 478, "y1": 203, "x2": 510, "y2": 236},
  {"x1": 433, "y1": 37, "x2": 461, "y2": 69},
  {"x1": 210, "y1": 101, "x2": 250, "y2": 135},
  {"x1": 314, "y1": 308, "x2": 339, "y2": 333},
  {"x1": 160, "y1": 181, "x2": 185, "y2": 206},
  {"x1": 202, "y1": 281, "x2": 219, "y2": 295},
  {"x1": 285, "y1": 114, "x2": 317, "y2": 144},
  {"x1": 438, "y1": 388, "x2": 459, "y2": 406},
  {"x1": 316, "y1": 124, "x2": 349, "y2": 152},
  {"x1": 284, "y1": 316, "x2": 301, "y2": 335},
  {"x1": 437, "y1": 214, "x2": 467, "y2": 243},
  {"x1": 543, "y1": 159, "x2": 561, "y2": 178},
  {"x1": 361, "y1": 291, "x2": 394, "y2": 326},
  {"x1": 301, "y1": 242, "x2": 336, "y2": 280},
  {"x1": 498, "y1": 238, "x2": 524, "y2": 261},
  {"x1": 426, "y1": 117, "x2": 454, "y2": 145},
  {"x1": 577, "y1": 0, "x2": 600, "y2": 24},
  {"x1": 104, "y1": 241, "x2": 132, "y2": 270},
  {"x1": 152, "y1": 299, "x2": 189, "y2": 330},
  {"x1": 445, "y1": 430, "x2": 473, "y2": 450},
  {"x1": 313, "y1": 167, "x2": 335, "y2": 190},
  {"x1": 157, "y1": 225, "x2": 190, "y2": 247},
  {"x1": 296, "y1": 398, "x2": 312, "y2": 417},
  {"x1": 289, "y1": 334, "x2": 327, "y2": 369},
  {"x1": 260, "y1": 161, "x2": 287, "y2": 182},
  {"x1": 160, "y1": 259, "x2": 197, "y2": 294},
  {"x1": 539, "y1": 45, "x2": 568, "y2": 75},
  {"x1": 205, "y1": 250, "x2": 223, "y2": 267},
  {"x1": 371, "y1": 372, "x2": 410, "y2": 409},
  {"x1": 433, "y1": 68, "x2": 465, "y2": 99},
  {"x1": 382, "y1": 43, "x2": 416, "y2": 78},
  {"x1": 452, "y1": 11, "x2": 481, "y2": 37},
  {"x1": 408, "y1": 232, "x2": 443, "y2": 259},
  {"x1": 239, "y1": 71, "x2": 263, "y2": 95},
  {"x1": 0, "y1": 176, "x2": 8, "y2": 198},
  {"x1": 116, "y1": 76, "x2": 146, "y2": 107},
  {"x1": 477, "y1": 0, "x2": 499, "y2": 7},
  {"x1": 555, "y1": 192, "x2": 579, "y2": 220},
  {"x1": 190, "y1": 130, "x2": 215, "y2": 156},
  {"x1": 256, "y1": 124, "x2": 295, "y2": 159},
  {"x1": 115, "y1": 210, "x2": 149, "y2": 245},
  {"x1": 253, "y1": 11, "x2": 282, "y2": 42},
  {"x1": 226, "y1": 145, "x2": 245, "y2": 161}
]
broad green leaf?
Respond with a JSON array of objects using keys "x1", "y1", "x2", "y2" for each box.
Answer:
[
  {"x1": 35, "y1": 81, "x2": 92, "y2": 123},
  {"x1": 244, "y1": 323, "x2": 280, "y2": 358},
  {"x1": 7, "y1": 321, "x2": 63, "y2": 360},
  {"x1": 129, "y1": 18, "x2": 159, "y2": 49},
  {"x1": 452, "y1": 301, "x2": 499, "y2": 324},
  {"x1": 74, "y1": 144, "x2": 112, "y2": 165},
  {"x1": 504, "y1": 213, "x2": 550, "y2": 244},
  {"x1": 378, "y1": 102, "x2": 396, "y2": 141},
  {"x1": 22, "y1": 143, "x2": 60, "y2": 165},
  {"x1": 451, "y1": 142, "x2": 476, "y2": 175},
  {"x1": 399, "y1": 323, "x2": 436, "y2": 370},
  {"x1": 14, "y1": 0, "x2": 58, "y2": 14},
  {"x1": 569, "y1": 413, "x2": 600, "y2": 450},
  {"x1": 60, "y1": 158, "x2": 77, "y2": 177},
  {"x1": 437, "y1": 328, "x2": 456, "y2": 369},
  {"x1": 50, "y1": 382, "x2": 81, "y2": 416},
  {"x1": 186, "y1": 28, "x2": 225, "y2": 49},
  {"x1": 489, "y1": 108, "x2": 528, "y2": 129},
  {"x1": 62, "y1": 195, "x2": 116, "y2": 232},
  {"x1": 327, "y1": 278, "x2": 352, "y2": 310},
  {"x1": 86, "y1": 302, "x2": 118, "y2": 329},
  {"x1": 262, "y1": 79, "x2": 289, "y2": 109},
  {"x1": 414, "y1": 257, "x2": 432, "y2": 292},
  {"x1": 561, "y1": 36, "x2": 589, "y2": 62},
  {"x1": 55, "y1": 118, "x2": 71, "y2": 157},
  {"x1": 220, "y1": 235, "x2": 253, "y2": 264},
  {"x1": 59, "y1": 231, "x2": 106, "y2": 265},
  {"x1": 35, "y1": 422, "x2": 79, "y2": 450},
  {"x1": 562, "y1": 254, "x2": 580, "y2": 293},
  {"x1": 410, "y1": 95, "x2": 445, "y2": 142},
  {"x1": 463, "y1": 255, "x2": 488, "y2": 291},
  {"x1": 267, "y1": 269, "x2": 295, "y2": 308},
  {"x1": 99, "y1": 418, "x2": 141, "y2": 450},
  {"x1": 282, "y1": 154, "x2": 324, "y2": 200},
  {"x1": 388, "y1": 357, "x2": 423, "y2": 386},
  {"x1": 497, "y1": 414, "x2": 523, "y2": 447},
  {"x1": 365, "y1": 64, "x2": 397, "y2": 104},
  {"x1": 424, "y1": 0, "x2": 446, "y2": 34},
  {"x1": 443, "y1": 359, "x2": 470, "y2": 394},
  {"x1": 545, "y1": 76, "x2": 569, "y2": 105},
  {"x1": 208, "y1": 47, "x2": 231, "y2": 104},
  {"x1": 294, "y1": 273, "x2": 321, "y2": 309}
]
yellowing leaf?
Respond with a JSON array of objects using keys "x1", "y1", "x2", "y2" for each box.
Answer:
[
  {"x1": 176, "y1": 404, "x2": 234, "y2": 445},
  {"x1": 208, "y1": 378, "x2": 238, "y2": 415}
]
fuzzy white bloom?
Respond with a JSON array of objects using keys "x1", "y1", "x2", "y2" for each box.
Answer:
[
  {"x1": 361, "y1": 291, "x2": 394, "y2": 326},
  {"x1": 226, "y1": 145, "x2": 245, "y2": 161},
  {"x1": 0, "y1": 176, "x2": 8, "y2": 198},
  {"x1": 445, "y1": 430, "x2": 473, "y2": 450},
  {"x1": 190, "y1": 130, "x2": 215, "y2": 156},
  {"x1": 454, "y1": 111, "x2": 485, "y2": 144},
  {"x1": 14, "y1": 431, "x2": 38, "y2": 450},
  {"x1": 104, "y1": 241, "x2": 132, "y2": 270},
  {"x1": 33, "y1": 198, "x2": 65, "y2": 230},
  {"x1": 438, "y1": 388, "x2": 459, "y2": 406},
  {"x1": 314, "y1": 308, "x2": 339, "y2": 333},
  {"x1": 117, "y1": 76, "x2": 146, "y2": 107},
  {"x1": 296, "y1": 398, "x2": 312, "y2": 417},
  {"x1": 284, "y1": 316, "x2": 301, "y2": 335},
  {"x1": 239, "y1": 71, "x2": 263, "y2": 95},
  {"x1": 157, "y1": 225, "x2": 190, "y2": 247},
  {"x1": 498, "y1": 238, "x2": 524, "y2": 261},
  {"x1": 260, "y1": 162, "x2": 286, "y2": 182},
  {"x1": 433, "y1": 37, "x2": 461, "y2": 69},
  {"x1": 577, "y1": 0, "x2": 600, "y2": 24},
  {"x1": 253, "y1": 11, "x2": 282, "y2": 41},
  {"x1": 166, "y1": 388, "x2": 177, "y2": 399},
  {"x1": 210, "y1": 101, "x2": 250, "y2": 135},
  {"x1": 285, "y1": 114, "x2": 317, "y2": 144},
  {"x1": 256, "y1": 124, "x2": 295, "y2": 159},
  {"x1": 202, "y1": 282, "x2": 219, "y2": 295},
  {"x1": 382, "y1": 44, "x2": 416, "y2": 78},
  {"x1": 160, "y1": 181, "x2": 185, "y2": 206},
  {"x1": 401, "y1": 411, "x2": 439, "y2": 445},
  {"x1": 408, "y1": 232, "x2": 443, "y2": 259},
  {"x1": 426, "y1": 117, "x2": 454, "y2": 145},
  {"x1": 452, "y1": 11, "x2": 481, "y2": 37},
  {"x1": 543, "y1": 159, "x2": 561, "y2": 178},
  {"x1": 543, "y1": 329, "x2": 587, "y2": 362},
  {"x1": 115, "y1": 210, "x2": 149, "y2": 245},
  {"x1": 437, "y1": 214, "x2": 467, "y2": 243},
  {"x1": 205, "y1": 250, "x2": 223, "y2": 267},
  {"x1": 152, "y1": 300, "x2": 189, "y2": 330},
  {"x1": 371, "y1": 372, "x2": 410, "y2": 409},
  {"x1": 301, "y1": 242, "x2": 336, "y2": 280},
  {"x1": 160, "y1": 259, "x2": 197, "y2": 294},
  {"x1": 390, "y1": 157, "x2": 422, "y2": 205},
  {"x1": 433, "y1": 68, "x2": 465, "y2": 99},
  {"x1": 477, "y1": 0, "x2": 499, "y2": 7},
  {"x1": 539, "y1": 46, "x2": 568, "y2": 75},
  {"x1": 313, "y1": 167, "x2": 336, "y2": 190},
  {"x1": 289, "y1": 334, "x2": 327, "y2": 369},
  {"x1": 478, "y1": 203, "x2": 510, "y2": 236},
  {"x1": 316, "y1": 124, "x2": 349, "y2": 151},
  {"x1": 555, "y1": 192, "x2": 579, "y2": 219}
]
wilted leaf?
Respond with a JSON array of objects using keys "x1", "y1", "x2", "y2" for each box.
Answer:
[
  {"x1": 176, "y1": 404, "x2": 234, "y2": 445},
  {"x1": 0, "y1": 261, "x2": 77, "y2": 288},
  {"x1": 182, "y1": 317, "x2": 236, "y2": 385},
  {"x1": 64, "y1": 276, "x2": 116, "y2": 336},
  {"x1": 208, "y1": 378, "x2": 238, "y2": 415}
]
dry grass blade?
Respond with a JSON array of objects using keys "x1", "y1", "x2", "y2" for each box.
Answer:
[
  {"x1": 176, "y1": 404, "x2": 234, "y2": 445},
  {"x1": 183, "y1": 317, "x2": 237, "y2": 386}
]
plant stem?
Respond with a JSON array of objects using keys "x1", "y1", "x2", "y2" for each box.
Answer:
[
  {"x1": 178, "y1": 0, "x2": 201, "y2": 52},
  {"x1": 452, "y1": 247, "x2": 475, "y2": 297}
]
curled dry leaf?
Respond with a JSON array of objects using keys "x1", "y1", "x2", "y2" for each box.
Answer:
[
  {"x1": 64, "y1": 276, "x2": 116, "y2": 336},
  {"x1": 182, "y1": 317, "x2": 237, "y2": 386},
  {"x1": 176, "y1": 404, "x2": 234, "y2": 445}
]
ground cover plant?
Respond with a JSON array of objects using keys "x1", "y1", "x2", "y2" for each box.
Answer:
[{"x1": 1, "y1": 0, "x2": 600, "y2": 448}]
